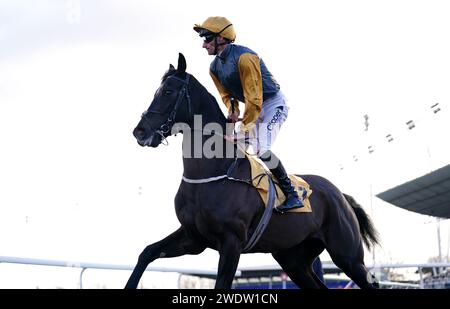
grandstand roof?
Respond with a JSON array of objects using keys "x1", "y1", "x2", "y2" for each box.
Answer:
[{"x1": 376, "y1": 164, "x2": 450, "y2": 218}]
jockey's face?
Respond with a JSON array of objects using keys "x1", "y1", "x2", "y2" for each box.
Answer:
[
  {"x1": 202, "y1": 36, "x2": 227, "y2": 56},
  {"x1": 202, "y1": 37, "x2": 217, "y2": 55}
]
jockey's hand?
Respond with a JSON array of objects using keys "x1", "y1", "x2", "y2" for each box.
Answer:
[
  {"x1": 227, "y1": 111, "x2": 240, "y2": 123},
  {"x1": 224, "y1": 131, "x2": 248, "y2": 143}
]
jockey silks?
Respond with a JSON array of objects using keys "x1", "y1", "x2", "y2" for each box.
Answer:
[{"x1": 209, "y1": 44, "x2": 280, "y2": 132}]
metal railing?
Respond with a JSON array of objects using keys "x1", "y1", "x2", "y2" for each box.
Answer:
[
  {"x1": 0, "y1": 256, "x2": 232, "y2": 288},
  {"x1": 1, "y1": 256, "x2": 449, "y2": 289},
  {"x1": 368, "y1": 262, "x2": 450, "y2": 289}
]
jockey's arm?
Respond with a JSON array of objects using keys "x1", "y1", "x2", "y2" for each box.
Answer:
[
  {"x1": 209, "y1": 71, "x2": 240, "y2": 115},
  {"x1": 238, "y1": 53, "x2": 263, "y2": 133}
]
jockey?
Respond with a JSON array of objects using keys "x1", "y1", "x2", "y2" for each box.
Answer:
[{"x1": 194, "y1": 16, "x2": 303, "y2": 213}]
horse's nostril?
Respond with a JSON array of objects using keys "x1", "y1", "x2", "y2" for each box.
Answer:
[{"x1": 134, "y1": 127, "x2": 145, "y2": 138}]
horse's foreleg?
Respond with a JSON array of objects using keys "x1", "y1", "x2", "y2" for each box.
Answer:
[
  {"x1": 125, "y1": 227, "x2": 205, "y2": 289},
  {"x1": 215, "y1": 234, "x2": 242, "y2": 289}
]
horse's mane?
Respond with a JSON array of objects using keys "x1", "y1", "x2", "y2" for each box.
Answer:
[{"x1": 191, "y1": 75, "x2": 228, "y2": 123}]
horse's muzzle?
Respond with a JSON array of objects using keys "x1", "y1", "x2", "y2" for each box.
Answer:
[{"x1": 133, "y1": 127, "x2": 158, "y2": 147}]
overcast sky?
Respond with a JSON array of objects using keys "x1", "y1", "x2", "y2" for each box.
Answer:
[{"x1": 1, "y1": 0, "x2": 450, "y2": 287}]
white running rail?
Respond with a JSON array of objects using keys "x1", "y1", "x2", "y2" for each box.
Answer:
[{"x1": 0, "y1": 256, "x2": 234, "y2": 288}]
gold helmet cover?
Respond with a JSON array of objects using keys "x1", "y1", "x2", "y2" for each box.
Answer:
[{"x1": 193, "y1": 16, "x2": 236, "y2": 42}]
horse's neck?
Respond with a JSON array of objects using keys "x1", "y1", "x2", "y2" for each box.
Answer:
[
  {"x1": 181, "y1": 78, "x2": 238, "y2": 178},
  {"x1": 182, "y1": 130, "x2": 237, "y2": 179},
  {"x1": 189, "y1": 77, "x2": 228, "y2": 126}
]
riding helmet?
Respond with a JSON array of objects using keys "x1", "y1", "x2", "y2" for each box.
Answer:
[{"x1": 193, "y1": 16, "x2": 236, "y2": 42}]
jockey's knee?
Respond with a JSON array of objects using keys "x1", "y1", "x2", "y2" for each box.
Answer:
[
  {"x1": 259, "y1": 150, "x2": 273, "y2": 162},
  {"x1": 259, "y1": 150, "x2": 280, "y2": 170}
]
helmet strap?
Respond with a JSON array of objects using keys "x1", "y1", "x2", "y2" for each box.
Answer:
[
  {"x1": 217, "y1": 24, "x2": 233, "y2": 36},
  {"x1": 212, "y1": 37, "x2": 229, "y2": 55},
  {"x1": 213, "y1": 37, "x2": 218, "y2": 55}
]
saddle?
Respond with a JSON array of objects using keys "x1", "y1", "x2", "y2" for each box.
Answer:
[
  {"x1": 229, "y1": 155, "x2": 313, "y2": 213},
  {"x1": 227, "y1": 154, "x2": 313, "y2": 252}
]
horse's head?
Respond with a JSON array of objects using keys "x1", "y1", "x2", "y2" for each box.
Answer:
[{"x1": 133, "y1": 53, "x2": 192, "y2": 147}]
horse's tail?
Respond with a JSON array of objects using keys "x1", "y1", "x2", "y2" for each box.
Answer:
[{"x1": 343, "y1": 193, "x2": 380, "y2": 250}]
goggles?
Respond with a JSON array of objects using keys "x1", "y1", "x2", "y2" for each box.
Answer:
[
  {"x1": 199, "y1": 29, "x2": 217, "y2": 44},
  {"x1": 203, "y1": 34, "x2": 217, "y2": 44}
]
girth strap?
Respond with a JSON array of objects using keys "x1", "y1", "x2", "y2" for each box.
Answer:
[{"x1": 242, "y1": 175, "x2": 275, "y2": 252}]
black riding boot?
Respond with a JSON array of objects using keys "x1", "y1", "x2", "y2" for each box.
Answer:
[{"x1": 260, "y1": 151, "x2": 304, "y2": 213}]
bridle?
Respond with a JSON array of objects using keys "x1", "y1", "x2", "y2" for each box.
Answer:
[{"x1": 140, "y1": 74, "x2": 192, "y2": 145}]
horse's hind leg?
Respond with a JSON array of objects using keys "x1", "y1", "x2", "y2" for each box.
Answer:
[
  {"x1": 125, "y1": 227, "x2": 205, "y2": 289},
  {"x1": 272, "y1": 239, "x2": 327, "y2": 289},
  {"x1": 331, "y1": 254, "x2": 378, "y2": 289}
]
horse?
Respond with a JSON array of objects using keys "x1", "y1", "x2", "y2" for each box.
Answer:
[{"x1": 126, "y1": 53, "x2": 380, "y2": 289}]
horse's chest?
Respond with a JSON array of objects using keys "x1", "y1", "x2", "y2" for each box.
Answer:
[
  {"x1": 177, "y1": 202, "x2": 224, "y2": 233},
  {"x1": 176, "y1": 192, "x2": 230, "y2": 239},
  {"x1": 175, "y1": 183, "x2": 249, "y2": 248}
]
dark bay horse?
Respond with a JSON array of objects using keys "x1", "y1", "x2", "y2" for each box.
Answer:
[{"x1": 126, "y1": 53, "x2": 379, "y2": 289}]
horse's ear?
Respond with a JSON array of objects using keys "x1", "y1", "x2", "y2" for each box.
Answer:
[
  {"x1": 169, "y1": 64, "x2": 175, "y2": 70},
  {"x1": 177, "y1": 53, "x2": 186, "y2": 73}
]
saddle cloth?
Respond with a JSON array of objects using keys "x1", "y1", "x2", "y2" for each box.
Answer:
[{"x1": 247, "y1": 155, "x2": 312, "y2": 213}]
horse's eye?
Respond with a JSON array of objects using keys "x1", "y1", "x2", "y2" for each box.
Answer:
[{"x1": 164, "y1": 89, "x2": 173, "y2": 96}]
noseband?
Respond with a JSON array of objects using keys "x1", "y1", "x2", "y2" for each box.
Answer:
[{"x1": 141, "y1": 74, "x2": 192, "y2": 145}]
